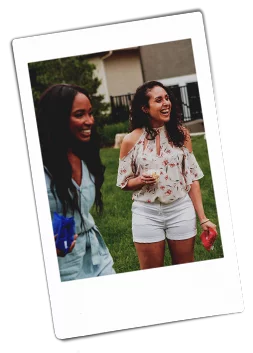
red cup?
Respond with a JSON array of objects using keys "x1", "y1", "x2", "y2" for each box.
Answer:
[{"x1": 200, "y1": 227, "x2": 218, "y2": 251}]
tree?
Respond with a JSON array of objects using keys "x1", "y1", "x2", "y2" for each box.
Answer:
[{"x1": 28, "y1": 55, "x2": 110, "y2": 124}]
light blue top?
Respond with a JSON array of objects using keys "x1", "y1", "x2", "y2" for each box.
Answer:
[{"x1": 45, "y1": 161, "x2": 115, "y2": 281}]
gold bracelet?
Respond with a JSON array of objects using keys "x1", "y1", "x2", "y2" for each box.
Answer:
[{"x1": 200, "y1": 219, "x2": 210, "y2": 225}]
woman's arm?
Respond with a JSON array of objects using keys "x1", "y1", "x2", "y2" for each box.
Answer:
[
  {"x1": 122, "y1": 174, "x2": 156, "y2": 191},
  {"x1": 188, "y1": 180, "x2": 205, "y2": 220},
  {"x1": 119, "y1": 131, "x2": 156, "y2": 191},
  {"x1": 122, "y1": 175, "x2": 144, "y2": 191},
  {"x1": 183, "y1": 127, "x2": 193, "y2": 152},
  {"x1": 184, "y1": 129, "x2": 216, "y2": 231},
  {"x1": 188, "y1": 181, "x2": 215, "y2": 231}
]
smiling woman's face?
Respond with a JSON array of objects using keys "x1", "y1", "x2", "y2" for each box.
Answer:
[
  {"x1": 144, "y1": 86, "x2": 172, "y2": 128},
  {"x1": 69, "y1": 92, "x2": 94, "y2": 142}
]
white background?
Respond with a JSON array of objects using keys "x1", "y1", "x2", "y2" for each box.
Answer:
[{"x1": 1, "y1": 1, "x2": 252, "y2": 352}]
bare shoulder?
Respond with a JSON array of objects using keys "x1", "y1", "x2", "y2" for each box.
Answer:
[
  {"x1": 120, "y1": 128, "x2": 143, "y2": 159},
  {"x1": 182, "y1": 126, "x2": 193, "y2": 152}
]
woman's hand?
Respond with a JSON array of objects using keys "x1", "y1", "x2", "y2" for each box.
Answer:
[
  {"x1": 200, "y1": 220, "x2": 217, "y2": 232},
  {"x1": 55, "y1": 233, "x2": 78, "y2": 257},
  {"x1": 125, "y1": 174, "x2": 157, "y2": 190},
  {"x1": 140, "y1": 173, "x2": 157, "y2": 186}
]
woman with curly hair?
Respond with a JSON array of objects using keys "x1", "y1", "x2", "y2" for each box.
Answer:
[
  {"x1": 37, "y1": 83, "x2": 115, "y2": 281},
  {"x1": 117, "y1": 81, "x2": 216, "y2": 269}
]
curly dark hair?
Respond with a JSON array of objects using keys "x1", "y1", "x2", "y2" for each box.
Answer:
[
  {"x1": 36, "y1": 83, "x2": 105, "y2": 226},
  {"x1": 130, "y1": 81, "x2": 185, "y2": 146}
]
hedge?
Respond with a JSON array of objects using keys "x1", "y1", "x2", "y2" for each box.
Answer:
[{"x1": 98, "y1": 120, "x2": 130, "y2": 147}]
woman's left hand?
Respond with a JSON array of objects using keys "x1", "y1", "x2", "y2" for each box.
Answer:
[
  {"x1": 55, "y1": 233, "x2": 78, "y2": 257},
  {"x1": 200, "y1": 220, "x2": 217, "y2": 232}
]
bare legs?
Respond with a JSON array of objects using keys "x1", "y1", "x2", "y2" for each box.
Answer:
[
  {"x1": 134, "y1": 236, "x2": 195, "y2": 270},
  {"x1": 134, "y1": 240, "x2": 165, "y2": 269},
  {"x1": 167, "y1": 236, "x2": 195, "y2": 265}
]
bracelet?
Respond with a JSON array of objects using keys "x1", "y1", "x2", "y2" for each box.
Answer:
[{"x1": 200, "y1": 219, "x2": 210, "y2": 225}]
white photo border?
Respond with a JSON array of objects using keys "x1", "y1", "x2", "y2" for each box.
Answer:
[{"x1": 13, "y1": 12, "x2": 243, "y2": 339}]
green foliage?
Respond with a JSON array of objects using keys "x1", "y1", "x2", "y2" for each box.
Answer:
[
  {"x1": 28, "y1": 55, "x2": 110, "y2": 121},
  {"x1": 97, "y1": 120, "x2": 130, "y2": 147},
  {"x1": 91, "y1": 136, "x2": 224, "y2": 274}
]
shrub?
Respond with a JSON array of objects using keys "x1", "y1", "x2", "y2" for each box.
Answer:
[{"x1": 98, "y1": 120, "x2": 130, "y2": 147}]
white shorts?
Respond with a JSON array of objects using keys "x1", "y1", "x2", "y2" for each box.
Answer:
[{"x1": 132, "y1": 194, "x2": 197, "y2": 243}]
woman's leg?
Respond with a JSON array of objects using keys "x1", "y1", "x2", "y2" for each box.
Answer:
[
  {"x1": 134, "y1": 240, "x2": 165, "y2": 269},
  {"x1": 132, "y1": 201, "x2": 166, "y2": 270},
  {"x1": 167, "y1": 236, "x2": 195, "y2": 265},
  {"x1": 164, "y1": 195, "x2": 197, "y2": 265}
]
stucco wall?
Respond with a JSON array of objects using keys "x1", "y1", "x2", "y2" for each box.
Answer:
[
  {"x1": 88, "y1": 57, "x2": 110, "y2": 102},
  {"x1": 140, "y1": 39, "x2": 196, "y2": 81},
  {"x1": 104, "y1": 49, "x2": 143, "y2": 96}
]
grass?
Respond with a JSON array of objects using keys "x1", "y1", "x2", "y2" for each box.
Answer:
[{"x1": 91, "y1": 135, "x2": 224, "y2": 273}]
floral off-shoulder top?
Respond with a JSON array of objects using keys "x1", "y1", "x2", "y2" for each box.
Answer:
[{"x1": 116, "y1": 125, "x2": 204, "y2": 204}]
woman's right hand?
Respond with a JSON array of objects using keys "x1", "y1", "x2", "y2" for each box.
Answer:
[
  {"x1": 55, "y1": 233, "x2": 78, "y2": 257},
  {"x1": 124, "y1": 174, "x2": 157, "y2": 190},
  {"x1": 140, "y1": 173, "x2": 157, "y2": 186}
]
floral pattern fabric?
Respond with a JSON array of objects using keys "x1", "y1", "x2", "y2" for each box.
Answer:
[{"x1": 116, "y1": 126, "x2": 204, "y2": 204}]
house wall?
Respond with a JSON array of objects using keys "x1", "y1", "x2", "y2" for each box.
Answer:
[
  {"x1": 104, "y1": 49, "x2": 143, "y2": 96},
  {"x1": 140, "y1": 39, "x2": 196, "y2": 81},
  {"x1": 88, "y1": 57, "x2": 110, "y2": 102}
]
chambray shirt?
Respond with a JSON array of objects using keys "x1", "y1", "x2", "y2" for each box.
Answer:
[{"x1": 45, "y1": 161, "x2": 115, "y2": 281}]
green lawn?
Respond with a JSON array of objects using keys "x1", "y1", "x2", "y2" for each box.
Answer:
[{"x1": 91, "y1": 135, "x2": 224, "y2": 273}]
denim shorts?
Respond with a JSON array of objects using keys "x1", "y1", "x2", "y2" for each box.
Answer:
[{"x1": 132, "y1": 194, "x2": 196, "y2": 243}]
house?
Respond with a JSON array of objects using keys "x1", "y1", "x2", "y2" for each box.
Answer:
[
  {"x1": 88, "y1": 39, "x2": 204, "y2": 132},
  {"x1": 88, "y1": 47, "x2": 143, "y2": 101}
]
